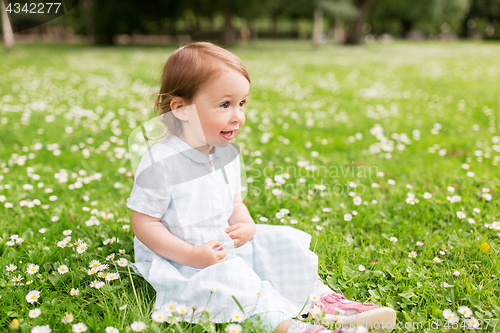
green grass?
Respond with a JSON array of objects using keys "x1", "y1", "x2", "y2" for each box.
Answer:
[{"x1": 0, "y1": 39, "x2": 499, "y2": 333}]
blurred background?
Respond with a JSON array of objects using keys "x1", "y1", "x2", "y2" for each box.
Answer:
[{"x1": 1, "y1": 0, "x2": 499, "y2": 50}]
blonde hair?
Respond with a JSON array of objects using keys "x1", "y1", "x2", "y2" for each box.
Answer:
[{"x1": 152, "y1": 42, "x2": 251, "y2": 139}]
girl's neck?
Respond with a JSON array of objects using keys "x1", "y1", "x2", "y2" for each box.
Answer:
[{"x1": 177, "y1": 132, "x2": 213, "y2": 156}]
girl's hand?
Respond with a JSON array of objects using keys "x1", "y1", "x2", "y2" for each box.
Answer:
[
  {"x1": 225, "y1": 223, "x2": 256, "y2": 248},
  {"x1": 191, "y1": 239, "x2": 228, "y2": 269}
]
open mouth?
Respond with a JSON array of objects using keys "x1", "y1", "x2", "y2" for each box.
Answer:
[{"x1": 220, "y1": 130, "x2": 236, "y2": 141}]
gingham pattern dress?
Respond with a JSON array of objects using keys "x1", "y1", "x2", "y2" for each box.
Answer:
[{"x1": 126, "y1": 134, "x2": 319, "y2": 325}]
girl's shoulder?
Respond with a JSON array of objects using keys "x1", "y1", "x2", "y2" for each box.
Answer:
[{"x1": 135, "y1": 137, "x2": 178, "y2": 175}]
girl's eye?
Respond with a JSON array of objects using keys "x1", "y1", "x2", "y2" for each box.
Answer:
[{"x1": 220, "y1": 101, "x2": 246, "y2": 109}]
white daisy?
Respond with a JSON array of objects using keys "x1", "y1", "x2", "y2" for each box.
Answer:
[
  {"x1": 105, "y1": 272, "x2": 119, "y2": 281},
  {"x1": 97, "y1": 264, "x2": 109, "y2": 271},
  {"x1": 458, "y1": 306, "x2": 472, "y2": 318},
  {"x1": 225, "y1": 324, "x2": 242, "y2": 333},
  {"x1": 70, "y1": 288, "x2": 79, "y2": 296},
  {"x1": 467, "y1": 317, "x2": 480, "y2": 329},
  {"x1": 89, "y1": 260, "x2": 100, "y2": 268},
  {"x1": 230, "y1": 309, "x2": 245, "y2": 323},
  {"x1": 443, "y1": 309, "x2": 459, "y2": 324},
  {"x1": 176, "y1": 304, "x2": 191, "y2": 316},
  {"x1": 72, "y1": 323, "x2": 87, "y2": 332},
  {"x1": 116, "y1": 258, "x2": 128, "y2": 267},
  {"x1": 29, "y1": 308, "x2": 42, "y2": 318},
  {"x1": 105, "y1": 327, "x2": 119, "y2": 333},
  {"x1": 12, "y1": 275, "x2": 24, "y2": 283},
  {"x1": 151, "y1": 310, "x2": 168, "y2": 323},
  {"x1": 57, "y1": 265, "x2": 69, "y2": 274},
  {"x1": 31, "y1": 325, "x2": 52, "y2": 333},
  {"x1": 6, "y1": 264, "x2": 17, "y2": 272},
  {"x1": 76, "y1": 242, "x2": 88, "y2": 254},
  {"x1": 26, "y1": 290, "x2": 40, "y2": 304},
  {"x1": 130, "y1": 321, "x2": 146, "y2": 332}
]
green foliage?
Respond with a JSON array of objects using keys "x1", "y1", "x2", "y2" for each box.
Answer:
[{"x1": 370, "y1": 0, "x2": 471, "y2": 35}]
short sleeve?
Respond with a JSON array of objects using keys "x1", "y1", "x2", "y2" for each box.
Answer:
[{"x1": 126, "y1": 151, "x2": 171, "y2": 219}]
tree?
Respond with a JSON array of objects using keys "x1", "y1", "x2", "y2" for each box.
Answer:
[
  {"x1": 318, "y1": 0, "x2": 358, "y2": 43},
  {"x1": 81, "y1": 0, "x2": 184, "y2": 45},
  {"x1": 370, "y1": 0, "x2": 470, "y2": 37},
  {"x1": 344, "y1": 0, "x2": 377, "y2": 44},
  {"x1": 369, "y1": 0, "x2": 433, "y2": 37},
  {"x1": 460, "y1": 0, "x2": 500, "y2": 37},
  {"x1": 1, "y1": 0, "x2": 15, "y2": 51}
]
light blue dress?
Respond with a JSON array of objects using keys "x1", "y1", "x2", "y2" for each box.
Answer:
[{"x1": 126, "y1": 134, "x2": 319, "y2": 331}]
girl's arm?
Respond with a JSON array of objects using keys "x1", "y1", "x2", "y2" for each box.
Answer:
[
  {"x1": 228, "y1": 192, "x2": 255, "y2": 226},
  {"x1": 225, "y1": 192, "x2": 256, "y2": 247},
  {"x1": 132, "y1": 210, "x2": 197, "y2": 266}
]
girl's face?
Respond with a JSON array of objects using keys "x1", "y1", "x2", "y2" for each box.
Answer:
[{"x1": 176, "y1": 68, "x2": 249, "y2": 154}]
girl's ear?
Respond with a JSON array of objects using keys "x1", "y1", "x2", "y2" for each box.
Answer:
[{"x1": 170, "y1": 97, "x2": 188, "y2": 121}]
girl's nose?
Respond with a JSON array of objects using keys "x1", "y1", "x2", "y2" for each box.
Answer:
[{"x1": 231, "y1": 106, "x2": 245, "y2": 124}]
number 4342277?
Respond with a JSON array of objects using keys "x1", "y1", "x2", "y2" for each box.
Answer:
[{"x1": 6, "y1": 2, "x2": 62, "y2": 14}]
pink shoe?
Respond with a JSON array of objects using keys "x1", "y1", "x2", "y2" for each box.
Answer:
[
  {"x1": 304, "y1": 323, "x2": 367, "y2": 333},
  {"x1": 316, "y1": 293, "x2": 396, "y2": 332}
]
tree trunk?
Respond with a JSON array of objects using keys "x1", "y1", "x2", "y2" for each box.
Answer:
[
  {"x1": 169, "y1": 18, "x2": 178, "y2": 37},
  {"x1": 333, "y1": 18, "x2": 345, "y2": 43},
  {"x1": 401, "y1": 20, "x2": 413, "y2": 38},
  {"x1": 269, "y1": 12, "x2": 278, "y2": 38},
  {"x1": 249, "y1": 18, "x2": 258, "y2": 40},
  {"x1": 486, "y1": 21, "x2": 495, "y2": 37},
  {"x1": 312, "y1": 9, "x2": 323, "y2": 49},
  {"x1": 209, "y1": 15, "x2": 215, "y2": 32},
  {"x1": 1, "y1": 0, "x2": 15, "y2": 51},
  {"x1": 345, "y1": 0, "x2": 376, "y2": 45},
  {"x1": 222, "y1": 6, "x2": 233, "y2": 46},
  {"x1": 458, "y1": 15, "x2": 469, "y2": 38},
  {"x1": 195, "y1": 15, "x2": 201, "y2": 34},
  {"x1": 82, "y1": 0, "x2": 95, "y2": 44},
  {"x1": 292, "y1": 17, "x2": 299, "y2": 38}
]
